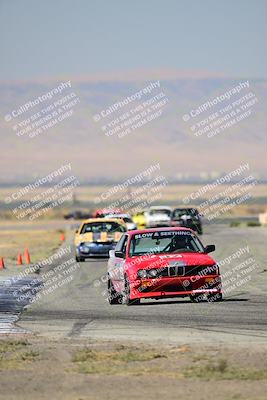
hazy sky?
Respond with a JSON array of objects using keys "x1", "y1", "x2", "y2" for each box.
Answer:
[{"x1": 0, "y1": 0, "x2": 266, "y2": 80}]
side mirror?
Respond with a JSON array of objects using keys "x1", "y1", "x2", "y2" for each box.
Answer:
[
  {"x1": 115, "y1": 250, "x2": 125, "y2": 258},
  {"x1": 204, "y1": 244, "x2": 215, "y2": 254},
  {"x1": 109, "y1": 250, "x2": 115, "y2": 258}
]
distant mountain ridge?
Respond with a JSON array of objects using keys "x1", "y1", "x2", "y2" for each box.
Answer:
[{"x1": 0, "y1": 71, "x2": 266, "y2": 182}]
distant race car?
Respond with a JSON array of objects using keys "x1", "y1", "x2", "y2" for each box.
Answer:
[
  {"x1": 105, "y1": 213, "x2": 137, "y2": 231},
  {"x1": 171, "y1": 208, "x2": 202, "y2": 234},
  {"x1": 107, "y1": 227, "x2": 222, "y2": 305},
  {"x1": 132, "y1": 210, "x2": 149, "y2": 229},
  {"x1": 64, "y1": 210, "x2": 91, "y2": 220},
  {"x1": 92, "y1": 209, "x2": 122, "y2": 218},
  {"x1": 75, "y1": 218, "x2": 127, "y2": 261},
  {"x1": 146, "y1": 206, "x2": 172, "y2": 228}
]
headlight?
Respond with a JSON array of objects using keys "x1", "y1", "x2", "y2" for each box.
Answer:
[
  {"x1": 79, "y1": 243, "x2": 90, "y2": 252},
  {"x1": 137, "y1": 269, "x2": 158, "y2": 278},
  {"x1": 137, "y1": 269, "x2": 147, "y2": 278},
  {"x1": 148, "y1": 269, "x2": 157, "y2": 278}
]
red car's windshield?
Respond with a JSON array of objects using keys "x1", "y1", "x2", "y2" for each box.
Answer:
[{"x1": 129, "y1": 231, "x2": 204, "y2": 256}]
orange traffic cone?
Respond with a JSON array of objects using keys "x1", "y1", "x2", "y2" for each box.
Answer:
[
  {"x1": 17, "y1": 251, "x2": 23, "y2": 265},
  {"x1": 24, "y1": 248, "x2": 31, "y2": 264},
  {"x1": 60, "y1": 233, "x2": 65, "y2": 241},
  {"x1": 0, "y1": 257, "x2": 5, "y2": 269}
]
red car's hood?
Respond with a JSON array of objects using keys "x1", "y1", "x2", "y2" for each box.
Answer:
[{"x1": 130, "y1": 252, "x2": 215, "y2": 269}]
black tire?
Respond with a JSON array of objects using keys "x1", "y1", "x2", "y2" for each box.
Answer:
[
  {"x1": 193, "y1": 224, "x2": 202, "y2": 234},
  {"x1": 107, "y1": 276, "x2": 122, "y2": 304},
  {"x1": 123, "y1": 276, "x2": 140, "y2": 306},
  {"x1": 190, "y1": 294, "x2": 204, "y2": 303},
  {"x1": 207, "y1": 293, "x2": 223, "y2": 302},
  {"x1": 76, "y1": 255, "x2": 85, "y2": 262}
]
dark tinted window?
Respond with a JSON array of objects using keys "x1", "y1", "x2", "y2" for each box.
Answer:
[
  {"x1": 81, "y1": 222, "x2": 126, "y2": 234},
  {"x1": 172, "y1": 208, "x2": 199, "y2": 218}
]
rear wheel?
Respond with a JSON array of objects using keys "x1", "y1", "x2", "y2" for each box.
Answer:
[
  {"x1": 123, "y1": 276, "x2": 140, "y2": 306},
  {"x1": 107, "y1": 276, "x2": 122, "y2": 304}
]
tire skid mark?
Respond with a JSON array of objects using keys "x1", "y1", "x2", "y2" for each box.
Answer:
[
  {"x1": 67, "y1": 319, "x2": 94, "y2": 337},
  {"x1": 0, "y1": 277, "x2": 43, "y2": 334}
]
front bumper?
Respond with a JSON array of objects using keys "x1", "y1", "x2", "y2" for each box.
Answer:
[
  {"x1": 77, "y1": 242, "x2": 116, "y2": 257},
  {"x1": 129, "y1": 275, "x2": 222, "y2": 299}
]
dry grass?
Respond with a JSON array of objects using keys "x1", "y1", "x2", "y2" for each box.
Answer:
[
  {"x1": 1, "y1": 338, "x2": 267, "y2": 396},
  {"x1": 72, "y1": 346, "x2": 167, "y2": 375},
  {"x1": 63, "y1": 184, "x2": 267, "y2": 203},
  {"x1": 0, "y1": 340, "x2": 39, "y2": 369},
  {"x1": 0, "y1": 229, "x2": 63, "y2": 263},
  {"x1": 185, "y1": 358, "x2": 267, "y2": 380},
  {"x1": 0, "y1": 184, "x2": 267, "y2": 210},
  {"x1": 71, "y1": 345, "x2": 267, "y2": 380}
]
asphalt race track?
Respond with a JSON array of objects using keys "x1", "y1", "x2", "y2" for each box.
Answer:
[{"x1": 8, "y1": 222, "x2": 267, "y2": 344}]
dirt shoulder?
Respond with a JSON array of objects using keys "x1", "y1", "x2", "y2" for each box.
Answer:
[{"x1": 0, "y1": 336, "x2": 267, "y2": 400}]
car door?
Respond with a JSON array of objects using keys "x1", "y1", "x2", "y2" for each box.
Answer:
[{"x1": 110, "y1": 234, "x2": 128, "y2": 293}]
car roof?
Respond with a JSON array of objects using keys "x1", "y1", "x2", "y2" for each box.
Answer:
[{"x1": 127, "y1": 226, "x2": 194, "y2": 237}]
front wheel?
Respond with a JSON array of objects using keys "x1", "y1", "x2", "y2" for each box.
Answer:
[
  {"x1": 207, "y1": 293, "x2": 223, "y2": 302},
  {"x1": 190, "y1": 294, "x2": 204, "y2": 303},
  {"x1": 122, "y1": 276, "x2": 140, "y2": 306},
  {"x1": 76, "y1": 255, "x2": 85, "y2": 262},
  {"x1": 107, "y1": 277, "x2": 122, "y2": 305}
]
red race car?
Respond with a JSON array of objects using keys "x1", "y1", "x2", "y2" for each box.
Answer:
[
  {"x1": 107, "y1": 227, "x2": 222, "y2": 305},
  {"x1": 92, "y1": 208, "x2": 122, "y2": 218}
]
